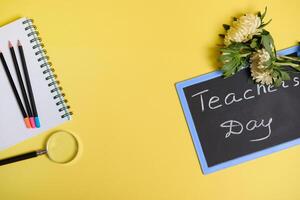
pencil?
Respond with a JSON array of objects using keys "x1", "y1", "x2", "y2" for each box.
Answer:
[
  {"x1": 0, "y1": 50, "x2": 31, "y2": 128},
  {"x1": 9, "y1": 41, "x2": 35, "y2": 128},
  {"x1": 18, "y1": 40, "x2": 40, "y2": 128}
]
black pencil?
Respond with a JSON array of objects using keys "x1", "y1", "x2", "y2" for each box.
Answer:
[
  {"x1": 18, "y1": 40, "x2": 40, "y2": 128},
  {"x1": 0, "y1": 50, "x2": 31, "y2": 128},
  {"x1": 9, "y1": 41, "x2": 34, "y2": 128}
]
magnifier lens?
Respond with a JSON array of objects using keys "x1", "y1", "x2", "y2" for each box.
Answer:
[{"x1": 47, "y1": 131, "x2": 79, "y2": 163}]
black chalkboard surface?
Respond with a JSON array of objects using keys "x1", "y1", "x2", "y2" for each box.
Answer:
[{"x1": 176, "y1": 46, "x2": 300, "y2": 174}]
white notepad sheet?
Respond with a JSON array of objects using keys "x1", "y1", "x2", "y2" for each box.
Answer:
[{"x1": 0, "y1": 18, "x2": 71, "y2": 151}]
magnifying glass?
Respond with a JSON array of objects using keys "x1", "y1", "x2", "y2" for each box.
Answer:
[{"x1": 0, "y1": 130, "x2": 79, "y2": 166}]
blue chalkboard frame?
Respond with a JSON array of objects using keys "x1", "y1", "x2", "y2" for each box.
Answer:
[{"x1": 176, "y1": 45, "x2": 300, "y2": 174}]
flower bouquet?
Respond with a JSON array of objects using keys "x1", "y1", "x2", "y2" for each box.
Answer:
[{"x1": 219, "y1": 7, "x2": 300, "y2": 86}]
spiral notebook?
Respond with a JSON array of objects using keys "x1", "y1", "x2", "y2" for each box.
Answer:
[{"x1": 0, "y1": 17, "x2": 72, "y2": 151}]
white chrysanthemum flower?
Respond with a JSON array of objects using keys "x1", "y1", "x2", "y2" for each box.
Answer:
[
  {"x1": 250, "y1": 48, "x2": 271, "y2": 69},
  {"x1": 251, "y1": 66, "x2": 273, "y2": 85},
  {"x1": 250, "y1": 49, "x2": 273, "y2": 85},
  {"x1": 224, "y1": 14, "x2": 261, "y2": 46}
]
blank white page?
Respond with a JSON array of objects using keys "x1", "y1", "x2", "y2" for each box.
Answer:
[{"x1": 0, "y1": 17, "x2": 71, "y2": 151}]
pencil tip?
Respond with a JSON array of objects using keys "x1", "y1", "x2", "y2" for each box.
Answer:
[
  {"x1": 8, "y1": 41, "x2": 12, "y2": 48},
  {"x1": 29, "y1": 117, "x2": 36, "y2": 128},
  {"x1": 24, "y1": 117, "x2": 32, "y2": 128},
  {"x1": 35, "y1": 117, "x2": 41, "y2": 128},
  {"x1": 17, "y1": 40, "x2": 21, "y2": 46}
]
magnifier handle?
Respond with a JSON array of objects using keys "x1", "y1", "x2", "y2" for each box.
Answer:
[{"x1": 0, "y1": 149, "x2": 46, "y2": 166}]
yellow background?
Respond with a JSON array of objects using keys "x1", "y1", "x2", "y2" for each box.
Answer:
[{"x1": 0, "y1": 0, "x2": 300, "y2": 199}]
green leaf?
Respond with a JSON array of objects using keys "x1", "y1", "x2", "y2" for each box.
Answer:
[
  {"x1": 264, "y1": 58, "x2": 272, "y2": 67},
  {"x1": 274, "y1": 78, "x2": 282, "y2": 87},
  {"x1": 272, "y1": 70, "x2": 280, "y2": 78},
  {"x1": 219, "y1": 34, "x2": 225, "y2": 38},
  {"x1": 219, "y1": 54, "x2": 232, "y2": 63},
  {"x1": 261, "y1": 33, "x2": 275, "y2": 57},
  {"x1": 257, "y1": 11, "x2": 261, "y2": 18},
  {"x1": 223, "y1": 42, "x2": 252, "y2": 53},
  {"x1": 261, "y1": 29, "x2": 269, "y2": 35},
  {"x1": 223, "y1": 24, "x2": 230, "y2": 31},
  {"x1": 219, "y1": 42, "x2": 252, "y2": 78},
  {"x1": 222, "y1": 62, "x2": 236, "y2": 77},
  {"x1": 221, "y1": 56, "x2": 240, "y2": 77},
  {"x1": 280, "y1": 71, "x2": 291, "y2": 81},
  {"x1": 221, "y1": 59, "x2": 236, "y2": 70},
  {"x1": 250, "y1": 38, "x2": 258, "y2": 48},
  {"x1": 293, "y1": 66, "x2": 300, "y2": 71},
  {"x1": 261, "y1": 7, "x2": 267, "y2": 21},
  {"x1": 259, "y1": 19, "x2": 272, "y2": 29},
  {"x1": 237, "y1": 57, "x2": 249, "y2": 71}
]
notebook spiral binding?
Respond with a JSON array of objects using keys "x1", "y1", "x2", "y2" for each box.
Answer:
[{"x1": 22, "y1": 19, "x2": 73, "y2": 119}]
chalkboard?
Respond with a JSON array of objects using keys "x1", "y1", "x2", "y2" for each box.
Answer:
[{"x1": 176, "y1": 46, "x2": 300, "y2": 174}]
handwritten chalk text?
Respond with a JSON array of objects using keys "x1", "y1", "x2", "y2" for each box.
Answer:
[
  {"x1": 220, "y1": 118, "x2": 273, "y2": 142},
  {"x1": 192, "y1": 77, "x2": 300, "y2": 112}
]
